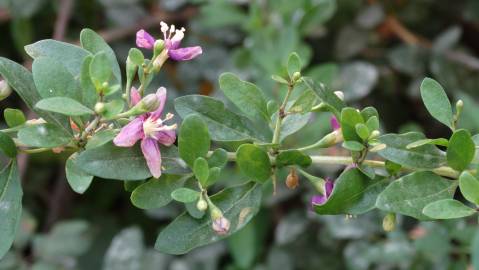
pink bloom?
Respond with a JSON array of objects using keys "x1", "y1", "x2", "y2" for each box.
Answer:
[
  {"x1": 330, "y1": 115, "x2": 340, "y2": 131},
  {"x1": 212, "y1": 216, "x2": 230, "y2": 235},
  {"x1": 136, "y1": 29, "x2": 155, "y2": 49},
  {"x1": 135, "y1": 22, "x2": 202, "y2": 61},
  {"x1": 311, "y1": 178, "x2": 334, "y2": 205},
  {"x1": 113, "y1": 87, "x2": 177, "y2": 178}
]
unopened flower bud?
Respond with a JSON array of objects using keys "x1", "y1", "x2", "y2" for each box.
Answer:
[
  {"x1": 292, "y1": 71, "x2": 301, "y2": 83},
  {"x1": 369, "y1": 130, "x2": 380, "y2": 140},
  {"x1": 139, "y1": 94, "x2": 160, "y2": 112},
  {"x1": 196, "y1": 199, "x2": 208, "y2": 212},
  {"x1": 334, "y1": 91, "x2": 344, "y2": 101},
  {"x1": 382, "y1": 213, "x2": 396, "y2": 232},
  {"x1": 286, "y1": 168, "x2": 299, "y2": 189},
  {"x1": 0, "y1": 80, "x2": 12, "y2": 101},
  {"x1": 212, "y1": 216, "x2": 230, "y2": 235},
  {"x1": 455, "y1": 99, "x2": 464, "y2": 118},
  {"x1": 94, "y1": 102, "x2": 106, "y2": 114}
]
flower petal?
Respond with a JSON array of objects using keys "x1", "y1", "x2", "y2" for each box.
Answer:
[
  {"x1": 136, "y1": 29, "x2": 155, "y2": 49},
  {"x1": 325, "y1": 179, "x2": 334, "y2": 197},
  {"x1": 311, "y1": 195, "x2": 327, "y2": 205},
  {"x1": 330, "y1": 116, "x2": 340, "y2": 131},
  {"x1": 150, "y1": 87, "x2": 167, "y2": 119},
  {"x1": 155, "y1": 130, "x2": 176, "y2": 146},
  {"x1": 141, "y1": 137, "x2": 162, "y2": 178},
  {"x1": 130, "y1": 87, "x2": 141, "y2": 106},
  {"x1": 113, "y1": 118, "x2": 144, "y2": 147},
  {"x1": 168, "y1": 46, "x2": 202, "y2": 61}
]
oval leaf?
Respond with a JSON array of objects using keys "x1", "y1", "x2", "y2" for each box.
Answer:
[
  {"x1": 178, "y1": 114, "x2": 210, "y2": 167},
  {"x1": 0, "y1": 132, "x2": 17, "y2": 158},
  {"x1": 65, "y1": 153, "x2": 93, "y2": 194},
  {"x1": 276, "y1": 150, "x2": 312, "y2": 168},
  {"x1": 171, "y1": 188, "x2": 200, "y2": 203},
  {"x1": 420, "y1": 78, "x2": 453, "y2": 128},
  {"x1": 4, "y1": 108, "x2": 26, "y2": 128},
  {"x1": 236, "y1": 144, "x2": 271, "y2": 183},
  {"x1": 447, "y1": 129, "x2": 475, "y2": 171},
  {"x1": 423, "y1": 199, "x2": 476, "y2": 219},
  {"x1": 18, "y1": 123, "x2": 72, "y2": 148},
  {"x1": 459, "y1": 171, "x2": 479, "y2": 205},
  {"x1": 36, "y1": 97, "x2": 94, "y2": 116},
  {"x1": 131, "y1": 175, "x2": 190, "y2": 209}
]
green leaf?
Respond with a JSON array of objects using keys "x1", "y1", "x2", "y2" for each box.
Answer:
[
  {"x1": 89, "y1": 52, "x2": 112, "y2": 90},
  {"x1": 219, "y1": 73, "x2": 269, "y2": 123},
  {"x1": 77, "y1": 142, "x2": 187, "y2": 180},
  {"x1": 128, "y1": 48, "x2": 144, "y2": 66},
  {"x1": 365, "y1": 116, "x2": 379, "y2": 131},
  {"x1": 342, "y1": 140, "x2": 365, "y2": 152},
  {"x1": 103, "y1": 227, "x2": 143, "y2": 270},
  {"x1": 459, "y1": 171, "x2": 479, "y2": 205},
  {"x1": 85, "y1": 129, "x2": 116, "y2": 150},
  {"x1": 271, "y1": 74, "x2": 289, "y2": 85},
  {"x1": 420, "y1": 78, "x2": 453, "y2": 128},
  {"x1": 360, "y1": 106, "x2": 379, "y2": 122},
  {"x1": 236, "y1": 144, "x2": 271, "y2": 183},
  {"x1": 377, "y1": 132, "x2": 446, "y2": 169},
  {"x1": 32, "y1": 57, "x2": 82, "y2": 101},
  {"x1": 175, "y1": 95, "x2": 270, "y2": 142},
  {"x1": 79, "y1": 55, "x2": 98, "y2": 108},
  {"x1": 207, "y1": 148, "x2": 228, "y2": 168},
  {"x1": 178, "y1": 114, "x2": 210, "y2": 167},
  {"x1": 205, "y1": 167, "x2": 221, "y2": 187},
  {"x1": 0, "y1": 132, "x2": 17, "y2": 158},
  {"x1": 0, "y1": 57, "x2": 71, "y2": 134},
  {"x1": 355, "y1": 123, "x2": 370, "y2": 141},
  {"x1": 155, "y1": 182, "x2": 261, "y2": 254},
  {"x1": 35, "y1": 97, "x2": 94, "y2": 116},
  {"x1": 25, "y1": 39, "x2": 90, "y2": 77},
  {"x1": 193, "y1": 157, "x2": 209, "y2": 186},
  {"x1": 287, "y1": 52, "x2": 302, "y2": 77},
  {"x1": 131, "y1": 175, "x2": 190, "y2": 209},
  {"x1": 171, "y1": 188, "x2": 200, "y2": 203},
  {"x1": 65, "y1": 153, "x2": 93, "y2": 194},
  {"x1": 314, "y1": 169, "x2": 388, "y2": 215},
  {"x1": 80, "y1": 28, "x2": 121, "y2": 86},
  {"x1": 0, "y1": 161, "x2": 22, "y2": 259},
  {"x1": 276, "y1": 150, "x2": 312, "y2": 168},
  {"x1": 447, "y1": 129, "x2": 475, "y2": 171},
  {"x1": 288, "y1": 89, "x2": 317, "y2": 114},
  {"x1": 18, "y1": 124, "x2": 72, "y2": 148},
  {"x1": 302, "y1": 76, "x2": 346, "y2": 118},
  {"x1": 101, "y1": 99, "x2": 125, "y2": 119},
  {"x1": 340, "y1": 107, "x2": 364, "y2": 142},
  {"x1": 4, "y1": 108, "x2": 26, "y2": 128},
  {"x1": 406, "y1": 138, "x2": 449, "y2": 149},
  {"x1": 278, "y1": 111, "x2": 311, "y2": 142},
  {"x1": 376, "y1": 171, "x2": 457, "y2": 220},
  {"x1": 422, "y1": 199, "x2": 475, "y2": 219}
]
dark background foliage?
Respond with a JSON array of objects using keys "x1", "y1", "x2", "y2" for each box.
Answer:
[{"x1": 1, "y1": 0, "x2": 479, "y2": 269}]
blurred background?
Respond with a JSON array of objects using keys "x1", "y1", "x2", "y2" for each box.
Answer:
[{"x1": 1, "y1": 0, "x2": 479, "y2": 269}]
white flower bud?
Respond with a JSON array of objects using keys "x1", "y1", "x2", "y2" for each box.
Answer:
[
  {"x1": 0, "y1": 80, "x2": 12, "y2": 101},
  {"x1": 212, "y1": 216, "x2": 230, "y2": 235},
  {"x1": 334, "y1": 91, "x2": 344, "y2": 101},
  {"x1": 196, "y1": 199, "x2": 208, "y2": 212},
  {"x1": 94, "y1": 102, "x2": 106, "y2": 114}
]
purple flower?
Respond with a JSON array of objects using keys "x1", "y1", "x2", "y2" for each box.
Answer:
[
  {"x1": 135, "y1": 23, "x2": 202, "y2": 61},
  {"x1": 212, "y1": 216, "x2": 230, "y2": 235},
  {"x1": 330, "y1": 115, "x2": 340, "y2": 131},
  {"x1": 113, "y1": 87, "x2": 177, "y2": 178},
  {"x1": 136, "y1": 29, "x2": 155, "y2": 49},
  {"x1": 311, "y1": 178, "x2": 334, "y2": 205}
]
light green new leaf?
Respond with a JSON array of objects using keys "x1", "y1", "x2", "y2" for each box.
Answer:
[
  {"x1": 0, "y1": 161, "x2": 22, "y2": 259},
  {"x1": 36, "y1": 97, "x2": 94, "y2": 116},
  {"x1": 219, "y1": 73, "x2": 269, "y2": 123},
  {"x1": 340, "y1": 107, "x2": 364, "y2": 142},
  {"x1": 376, "y1": 171, "x2": 457, "y2": 220},
  {"x1": 447, "y1": 129, "x2": 475, "y2": 171},
  {"x1": 131, "y1": 175, "x2": 190, "y2": 209},
  {"x1": 193, "y1": 157, "x2": 209, "y2": 186},
  {"x1": 459, "y1": 171, "x2": 479, "y2": 205},
  {"x1": 420, "y1": 78, "x2": 453, "y2": 129},
  {"x1": 171, "y1": 188, "x2": 200, "y2": 203},
  {"x1": 4, "y1": 108, "x2": 26, "y2": 128},
  {"x1": 236, "y1": 144, "x2": 271, "y2": 183},
  {"x1": 423, "y1": 199, "x2": 475, "y2": 219},
  {"x1": 89, "y1": 52, "x2": 112, "y2": 90},
  {"x1": 155, "y1": 182, "x2": 261, "y2": 255},
  {"x1": 287, "y1": 52, "x2": 302, "y2": 77},
  {"x1": 178, "y1": 114, "x2": 210, "y2": 168}
]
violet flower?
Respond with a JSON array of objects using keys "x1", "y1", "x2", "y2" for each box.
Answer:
[
  {"x1": 135, "y1": 22, "x2": 202, "y2": 61},
  {"x1": 311, "y1": 178, "x2": 334, "y2": 205},
  {"x1": 113, "y1": 87, "x2": 177, "y2": 178},
  {"x1": 330, "y1": 115, "x2": 340, "y2": 131}
]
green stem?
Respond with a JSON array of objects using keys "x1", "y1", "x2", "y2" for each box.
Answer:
[
  {"x1": 20, "y1": 148, "x2": 50, "y2": 154},
  {"x1": 272, "y1": 84, "x2": 294, "y2": 145}
]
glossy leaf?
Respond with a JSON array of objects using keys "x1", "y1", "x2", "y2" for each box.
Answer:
[
  {"x1": 65, "y1": 153, "x2": 93, "y2": 194},
  {"x1": 376, "y1": 171, "x2": 456, "y2": 220},
  {"x1": 276, "y1": 150, "x2": 312, "y2": 168},
  {"x1": 236, "y1": 144, "x2": 271, "y2": 183},
  {"x1": 131, "y1": 175, "x2": 190, "y2": 209},
  {"x1": 0, "y1": 161, "x2": 22, "y2": 259},
  {"x1": 175, "y1": 95, "x2": 270, "y2": 142},
  {"x1": 447, "y1": 129, "x2": 475, "y2": 171},
  {"x1": 314, "y1": 169, "x2": 387, "y2": 215},
  {"x1": 423, "y1": 199, "x2": 475, "y2": 219},
  {"x1": 459, "y1": 171, "x2": 479, "y2": 205},
  {"x1": 171, "y1": 188, "x2": 200, "y2": 203},
  {"x1": 420, "y1": 78, "x2": 453, "y2": 128},
  {"x1": 378, "y1": 132, "x2": 446, "y2": 169},
  {"x1": 4, "y1": 108, "x2": 26, "y2": 128},
  {"x1": 35, "y1": 97, "x2": 94, "y2": 116},
  {"x1": 219, "y1": 73, "x2": 269, "y2": 123},
  {"x1": 178, "y1": 114, "x2": 210, "y2": 167},
  {"x1": 155, "y1": 182, "x2": 261, "y2": 254},
  {"x1": 18, "y1": 123, "x2": 72, "y2": 148}
]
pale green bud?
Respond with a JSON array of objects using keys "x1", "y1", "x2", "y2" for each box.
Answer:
[
  {"x1": 94, "y1": 102, "x2": 106, "y2": 114},
  {"x1": 382, "y1": 213, "x2": 396, "y2": 232},
  {"x1": 196, "y1": 199, "x2": 208, "y2": 212},
  {"x1": 0, "y1": 80, "x2": 12, "y2": 101}
]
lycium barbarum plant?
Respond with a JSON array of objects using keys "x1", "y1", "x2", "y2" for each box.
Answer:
[{"x1": 0, "y1": 24, "x2": 478, "y2": 258}]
